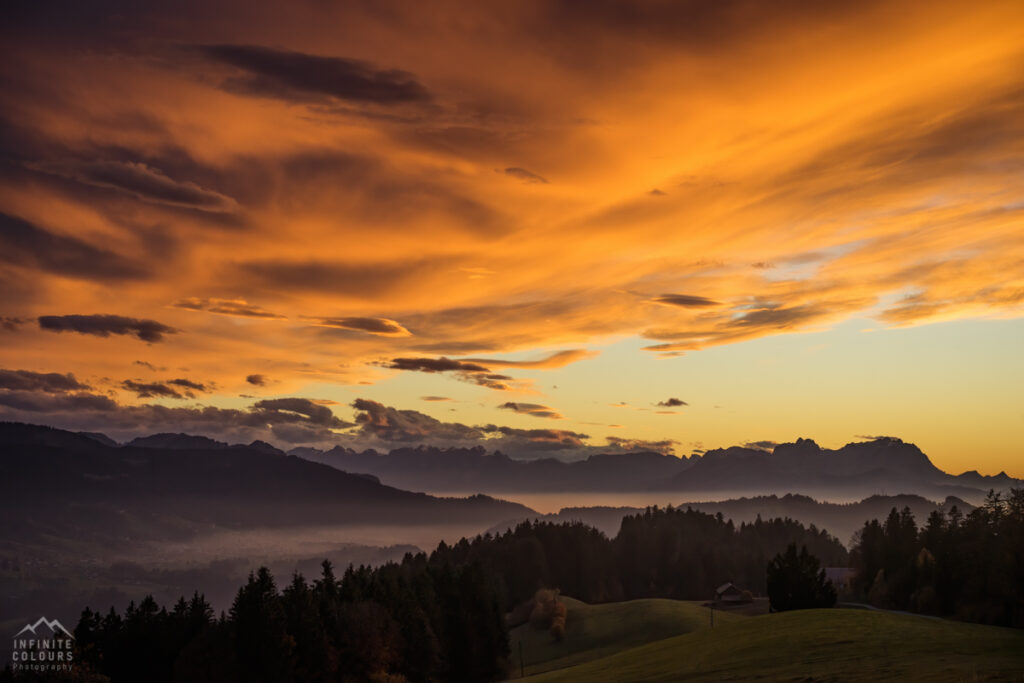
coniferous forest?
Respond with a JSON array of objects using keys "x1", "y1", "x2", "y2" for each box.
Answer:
[
  {"x1": 3, "y1": 507, "x2": 845, "y2": 683},
  {"x1": 4, "y1": 497, "x2": 1022, "y2": 682},
  {"x1": 850, "y1": 489, "x2": 1024, "y2": 627}
]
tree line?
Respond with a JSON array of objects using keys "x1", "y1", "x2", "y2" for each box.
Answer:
[
  {"x1": 430, "y1": 505, "x2": 847, "y2": 607},
  {"x1": 850, "y1": 488, "x2": 1024, "y2": 627},
  {"x1": 2, "y1": 505, "x2": 847, "y2": 682},
  {"x1": 7, "y1": 493, "x2": 1021, "y2": 682},
  {"x1": 61, "y1": 558, "x2": 507, "y2": 683}
]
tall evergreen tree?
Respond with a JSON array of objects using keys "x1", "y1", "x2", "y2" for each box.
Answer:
[{"x1": 766, "y1": 543, "x2": 837, "y2": 611}]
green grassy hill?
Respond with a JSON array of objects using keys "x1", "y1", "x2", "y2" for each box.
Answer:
[
  {"x1": 520, "y1": 608, "x2": 1024, "y2": 682},
  {"x1": 508, "y1": 597, "x2": 743, "y2": 678}
]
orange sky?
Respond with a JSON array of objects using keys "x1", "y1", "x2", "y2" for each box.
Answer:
[{"x1": 1, "y1": 1, "x2": 1022, "y2": 475}]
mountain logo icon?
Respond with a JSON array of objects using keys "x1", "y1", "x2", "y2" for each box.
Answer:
[{"x1": 13, "y1": 617, "x2": 74, "y2": 640}]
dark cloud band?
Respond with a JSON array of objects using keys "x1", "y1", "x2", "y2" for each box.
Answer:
[
  {"x1": 652, "y1": 294, "x2": 720, "y2": 307},
  {"x1": 0, "y1": 369, "x2": 88, "y2": 393},
  {"x1": 201, "y1": 44, "x2": 432, "y2": 105},
  {"x1": 382, "y1": 356, "x2": 512, "y2": 390},
  {"x1": 38, "y1": 314, "x2": 179, "y2": 343},
  {"x1": 0, "y1": 212, "x2": 146, "y2": 281},
  {"x1": 314, "y1": 316, "x2": 411, "y2": 336},
  {"x1": 29, "y1": 160, "x2": 237, "y2": 213},
  {"x1": 498, "y1": 402, "x2": 563, "y2": 419}
]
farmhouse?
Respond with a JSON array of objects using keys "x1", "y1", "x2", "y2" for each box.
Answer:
[{"x1": 714, "y1": 582, "x2": 748, "y2": 604}]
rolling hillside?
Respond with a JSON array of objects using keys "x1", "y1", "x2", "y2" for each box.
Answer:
[
  {"x1": 509, "y1": 597, "x2": 743, "y2": 679},
  {"x1": 521, "y1": 608, "x2": 1024, "y2": 682}
]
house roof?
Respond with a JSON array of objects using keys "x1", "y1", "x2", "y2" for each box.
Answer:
[{"x1": 716, "y1": 582, "x2": 738, "y2": 594}]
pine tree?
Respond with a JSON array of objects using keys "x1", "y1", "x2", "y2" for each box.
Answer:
[{"x1": 766, "y1": 543, "x2": 837, "y2": 611}]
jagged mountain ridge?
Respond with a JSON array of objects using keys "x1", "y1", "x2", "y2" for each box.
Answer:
[
  {"x1": 290, "y1": 436, "x2": 1017, "y2": 502},
  {"x1": 4, "y1": 422, "x2": 1017, "y2": 504},
  {"x1": 0, "y1": 422, "x2": 534, "y2": 546},
  {"x1": 663, "y1": 437, "x2": 949, "y2": 489}
]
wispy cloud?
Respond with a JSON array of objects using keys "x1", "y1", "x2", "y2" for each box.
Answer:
[
  {"x1": 498, "y1": 402, "x2": 563, "y2": 419},
  {"x1": 312, "y1": 316, "x2": 412, "y2": 337},
  {"x1": 172, "y1": 298, "x2": 285, "y2": 320}
]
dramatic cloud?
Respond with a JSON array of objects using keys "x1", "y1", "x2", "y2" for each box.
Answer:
[
  {"x1": 252, "y1": 397, "x2": 350, "y2": 427},
  {"x1": 729, "y1": 303, "x2": 829, "y2": 330},
  {"x1": 382, "y1": 357, "x2": 512, "y2": 390},
  {"x1": 122, "y1": 380, "x2": 186, "y2": 399},
  {"x1": 0, "y1": 212, "x2": 146, "y2": 281},
  {"x1": 173, "y1": 298, "x2": 285, "y2": 320},
  {"x1": 352, "y1": 398, "x2": 483, "y2": 442},
  {"x1": 485, "y1": 426, "x2": 590, "y2": 451},
  {"x1": 351, "y1": 399, "x2": 589, "y2": 454},
  {"x1": 498, "y1": 402, "x2": 563, "y2": 419},
  {"x1": 460, "y1": 373, "x2": 514, "y2": 391},
  {"x1": 201, "y1": 44, "x2": 432, "y2": 105},
  {"x1": 642, "y1": 297, "x2": 871, "y2": 354},
  {"x1": 503, "y1": 167, "x2": 548, "y2": 184},
  {"x1": 169, "y1": 378, "x2": 209, "y2": 392},
  {"x1": 0, "y1": 369, "x2": 88, "y2": 393},
  {"x1": 651, "y1": 294, "x2": 720, "y2": 308},
  {"x1": 30, "y1": 160, "x2": 237, "y2": 212},
  {"x1": 38, "y1": 315, "x2": 178, "y2": 343},
  {"x1": 3, "y1": 1, "x2": 1024, "y2": 474},
  {"x1": 604, "y1": 436, "x2": 677, "y2": 455},
  {"x1": 385, "y1": 357, "x2": 489, "y2": 373},
  {"x1": 744, "y1": 440, "x2": 778, "y2": 451},
  {"x1": 657, "y1": 397, "x2": 688, "y2": 408},
  {"x1": 245, "y1": 374, "x2": 267, "y2": 386},
  {"x1": 0, "y1": 392, "x2": 352, "y2": 445},
  {"x1": 420, "y1": 396, "x2": 452, "y2": 402},
  {"x1": 464, "y1": 349, "x2": 597, "y2": 369},
  {"x1": 118, "y1": 377, "x2": 211, "y2": 400},
  {"x1": 313, "y1": 317, "x2": 411, "y2": 337}
]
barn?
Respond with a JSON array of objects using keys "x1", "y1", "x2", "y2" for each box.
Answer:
[{"x1": 714, "y1": 582, "x2": 748, "y2": 604}]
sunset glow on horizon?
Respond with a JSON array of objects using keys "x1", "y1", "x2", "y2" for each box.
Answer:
[{"x1": 2, "y1": 1, "x2": 1022, "y2": 476}]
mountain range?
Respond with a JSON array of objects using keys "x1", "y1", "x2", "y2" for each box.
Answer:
[
  {"x1": 2, "y1": 422, "x2": 1017, "y2": 550},
  {"x1": 0, "y1": 422, "x2": 533, "y2": 547},
  {"x1": 288, "y1": 436, "x2": 1018, "y2": 503}
]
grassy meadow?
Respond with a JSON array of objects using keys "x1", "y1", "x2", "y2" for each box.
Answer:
[
  {"x1": 508, "y1": 597, "x2": 744, "y2": 678},
  {"x1": 515, "y1": 602, "x2": 1024, "y2": 682}
]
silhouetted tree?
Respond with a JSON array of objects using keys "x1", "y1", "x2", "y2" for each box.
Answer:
[
  {"x1": 766, "y1": 543, "x2": 837, "y2": 611},
  {"x1": 64, "y1": 508, "x2": 873, "y2": 681},
  {"x1": 230, "y1": 567, "x2": 293, "y2": 683},
  {"x1": 850, "y1": 489, "x2": 1024, "y2": 627}
]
